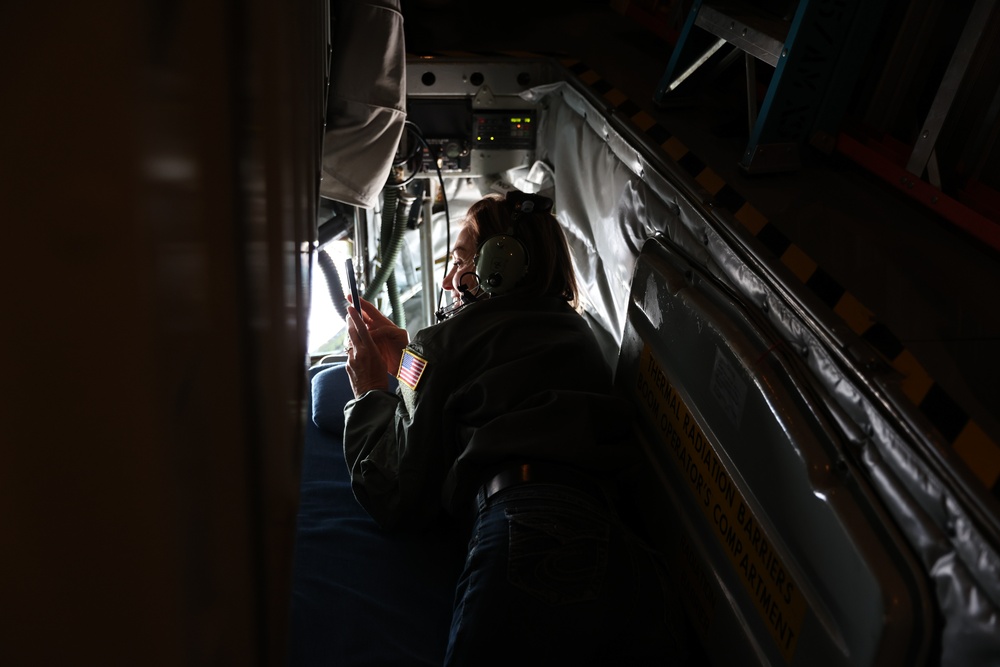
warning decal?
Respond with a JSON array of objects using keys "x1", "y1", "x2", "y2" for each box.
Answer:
[{"x1": 635, "y1": 343, "x2": 807, "y2": 663}]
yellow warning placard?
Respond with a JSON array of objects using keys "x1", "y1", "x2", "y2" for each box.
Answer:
[{"x1": 635, "y1": 343, "x2": 807, "y2": 663}]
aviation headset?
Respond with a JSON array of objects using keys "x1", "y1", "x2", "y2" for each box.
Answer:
[
  {"x1": 474, "y1": 190, "x2": 553, "y2": 296},
  {"x1": 435, "y1": 190, "x2": 554, "y2": 321}
]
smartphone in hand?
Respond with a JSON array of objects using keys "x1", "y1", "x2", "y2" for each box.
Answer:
[{"x1": 345, "y1": 257, "x2": 361, "y2": 309}]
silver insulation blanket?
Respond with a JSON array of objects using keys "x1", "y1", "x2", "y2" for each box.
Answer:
[{"x1": 525, "y1": 80, "x2": 1000, "y2": 665}]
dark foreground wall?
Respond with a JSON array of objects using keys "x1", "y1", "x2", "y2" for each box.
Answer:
[{"x1": 0, "y1": 2, "x2": 327, "y2": 664}]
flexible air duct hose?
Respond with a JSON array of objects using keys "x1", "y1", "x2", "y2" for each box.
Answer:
[
  {"x1": 317, "y1": 246, "x2": 349, "y2": 320},
  {"x1": 364, "y1": 185, "x2": 410, "y2": 327},
  {"x1": 387, "y1": 271, "x2": 403, "y2": 328}
]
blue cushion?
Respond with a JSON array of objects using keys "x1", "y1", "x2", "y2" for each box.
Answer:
[
  {"x1": 311, "y1": 363, "x2": 398, "y2": 434},
  {"x1": 292, "y1": 363, "x2": 462, "y2": 667}
]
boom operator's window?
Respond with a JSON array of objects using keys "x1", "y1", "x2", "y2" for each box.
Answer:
[
  {"x1": 308, "y1": 239, "x2": 352, "y2": 356},
  {"x1": 308, "y1": 179, "x2": 483, "y2": 359}
]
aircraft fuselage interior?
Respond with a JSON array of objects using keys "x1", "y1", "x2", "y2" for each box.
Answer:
[{"x1": 6, "y1": 1, "x2": 1000, "y2": 665}]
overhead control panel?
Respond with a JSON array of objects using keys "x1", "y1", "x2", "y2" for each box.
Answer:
[
  {"x1": 405, "y1": 57, "x2": 558, "y2": 177},
  {"x1": 407, "y1": 98, "x2": 474, "y2": 173},
  {"x1": 473, "y1": 112, "x2": 536, "y2": 150}
]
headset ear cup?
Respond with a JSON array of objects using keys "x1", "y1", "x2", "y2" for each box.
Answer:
[{"x1": 475, "y1": 234, "x2": 529, "y2": 295}]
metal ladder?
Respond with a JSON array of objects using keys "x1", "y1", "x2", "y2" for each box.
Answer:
[{"x1": 654, "y1": 0, "x2": 887, "y2": 173}]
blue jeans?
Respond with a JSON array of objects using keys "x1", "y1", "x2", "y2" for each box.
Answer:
[{"x1": 444, "y1": 483, "x2": 689, "y2": 666}]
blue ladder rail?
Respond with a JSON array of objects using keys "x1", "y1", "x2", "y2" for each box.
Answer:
[{"x1": 654, "y1": 0, "x2": 888, "y2": 174}]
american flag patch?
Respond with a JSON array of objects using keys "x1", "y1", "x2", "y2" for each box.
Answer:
[{"x1": 397, "y1": 349, "x2": 428, "y2": 390}]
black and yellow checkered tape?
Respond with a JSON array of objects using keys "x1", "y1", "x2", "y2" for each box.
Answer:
[{"x1": 560, "y1": 58, "x2": 1000, "y2": 501}]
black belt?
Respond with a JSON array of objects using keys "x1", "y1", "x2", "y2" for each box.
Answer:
[{"x1": 480, "y1": 462, "x2": 608, "y2": 507}]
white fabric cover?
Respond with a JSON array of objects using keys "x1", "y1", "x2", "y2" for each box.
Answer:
[{"x1": 320, "y1": 0, "x2": 406, "y2": 208}]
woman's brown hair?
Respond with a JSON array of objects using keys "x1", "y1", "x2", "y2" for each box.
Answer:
[{"x1": 463, "y1": 193, "x2": 578, "y2": 306}]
